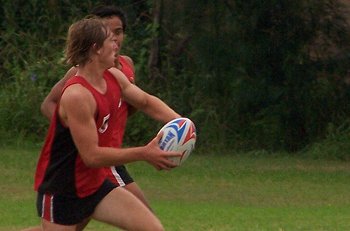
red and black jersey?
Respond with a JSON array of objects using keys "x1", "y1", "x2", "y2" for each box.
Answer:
[{"x1": 34, "y1": 70, "x2": 121, "y2": 198}]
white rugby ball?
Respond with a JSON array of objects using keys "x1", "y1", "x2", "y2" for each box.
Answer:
[{"x1": 158, "y1": 117, "x2": 196, "y2": 166}]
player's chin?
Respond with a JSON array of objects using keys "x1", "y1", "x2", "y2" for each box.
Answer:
[{"x1": 106, "y1": 59, "x2": 116, "y2": 69}]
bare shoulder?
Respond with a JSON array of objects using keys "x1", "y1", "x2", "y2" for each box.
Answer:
[
  {"x1": 61, "y1": 84, "x2": 94, "y2": 108},
  {"x1": 61, "y1": 85, "x2": 96, "y2": 116},
  {"x1": 59, "y1": 84, "x2": 96, "y2": 124},
  {"x1": 108, "y1": 67, "x2": 131, "y2": 89},
  {"x1": 108, "y1": 66, "x2": 124, "y2": 76}
]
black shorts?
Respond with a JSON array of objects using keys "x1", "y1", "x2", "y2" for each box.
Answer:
[
  {"x1": 109, "y1": 165, "x2": 134, "y2": 186},
  {"x1": 36, "y1": 179, "x2": 116, "y2": 225}
]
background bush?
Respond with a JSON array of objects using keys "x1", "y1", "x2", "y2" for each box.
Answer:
[{"x1": 1, "y1": 0, "x2": 350, "y2": 158}]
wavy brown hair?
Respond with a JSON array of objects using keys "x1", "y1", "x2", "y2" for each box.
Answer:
[{"x1": 64, "y1": 17, "x2": 109, "y2": 66}]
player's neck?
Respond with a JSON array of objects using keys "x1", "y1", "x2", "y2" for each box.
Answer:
[
  {"x1": 76, "y1": 63, "x2": 105, "y2": 84},
  {"x1": 76, "y1": 66, "x2": 107, "y2": 94},
  {"x1": 115, "y1": 55, "x2": 122, "y2": 70}
]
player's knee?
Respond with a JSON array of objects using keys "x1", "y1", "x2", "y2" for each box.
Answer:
[
  {"x1": 142, "y1": 218, "x2": 164, "y2": 231},
  {"x1": 148, "y1": 222, "x2": 164, "y2": 231}
]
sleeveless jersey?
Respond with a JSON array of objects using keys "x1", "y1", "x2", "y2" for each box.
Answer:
[
  {"x1": 34, "y1": 70, "x2": 122, "y2": 198},
  {"x1": 109, "y1": 56, "x2": 135, "y2": 147}
]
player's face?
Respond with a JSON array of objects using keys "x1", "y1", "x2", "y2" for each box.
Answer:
[
  {"x1": 104, "y1": 16, "x2": 124, "y2": 57},
  {"x1": 100, "y1": 29, "x2": 119, "y2": 68}
]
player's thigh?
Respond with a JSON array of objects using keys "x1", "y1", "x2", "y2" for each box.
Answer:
[
  {"x1": 124, "y1": 182, "x2": 151, "y2": 209},
  {"x1": 92, "y1": 187, "x2": 163, "y2": 231}
]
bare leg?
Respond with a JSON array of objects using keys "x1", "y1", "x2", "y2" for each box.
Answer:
[
  {"x1": 124, "y1": 182, "x2": 152, "y2": 211},
  {"x1": 92, "y1": 187, "x2": 164, "y2": 231},
  {"x1": 23, "y1": 182, "x2": 150, "y2": 231}
]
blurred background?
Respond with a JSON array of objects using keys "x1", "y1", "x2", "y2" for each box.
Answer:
[{"x1": 1, "y1": 0, "x2": 349, "y2": 158}]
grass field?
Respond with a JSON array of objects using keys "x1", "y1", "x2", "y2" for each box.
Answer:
[{"x1": 1, "y1": 144, "x2": 350, "y2": 231}]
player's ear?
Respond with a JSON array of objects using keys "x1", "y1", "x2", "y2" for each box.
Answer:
[{"x1": 92, "y1": 43, "x2": 101, "y2": 54}]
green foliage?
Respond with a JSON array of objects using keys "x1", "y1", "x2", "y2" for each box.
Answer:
[
  {"x1": 0, "y1": 60, "x2": 60, "y2": 138},
  {"x1": 0, "y1": 0, "x2": 154, "y2": 141},
  {"x1": 154, "y1": 0, "x2": 350, "y2": 152},
  {"x1": 1, "y1": 0, "x2": 350, "y2": 154},
  {"x1": 303, "y1": 120, "x2": 350, "y2": 160},
  {"x1": 123, "y1": 114, "x2": 160, "y2": 146}
]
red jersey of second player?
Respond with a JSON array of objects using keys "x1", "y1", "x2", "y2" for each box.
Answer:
[{"x1": 109, "y1": 55, "x2": 135, "y2": 148}]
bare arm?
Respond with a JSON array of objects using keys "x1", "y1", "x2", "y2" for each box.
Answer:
[
  {"x1": 59, "y1": 84, "x2": 180, "y2": 170},
  {"x1": 109, "y1": 67, "x2": 181, "y2": 123},
  {"x1": 41, "y1": 67, "x2": 78, "y2": 120}
]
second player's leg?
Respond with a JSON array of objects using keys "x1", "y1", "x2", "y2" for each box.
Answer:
[
  {"x1": 124, "y1": 182, "x2": 152, "y2": 210},
  {"x1": 92, "y1": 187, "x2": 164, "y2": 231}
]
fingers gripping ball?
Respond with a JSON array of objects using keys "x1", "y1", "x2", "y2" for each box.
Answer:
[{"x1": 158, "y1": 118, "x2": 197, "y2": 166}]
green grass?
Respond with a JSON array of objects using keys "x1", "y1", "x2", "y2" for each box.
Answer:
[{"x1": 1, "y1": 145, "x2": 350, "y2": 230}]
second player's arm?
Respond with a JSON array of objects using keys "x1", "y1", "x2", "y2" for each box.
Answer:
[{"x1": 41, "y1": 67, "x2": 77, "y2": 120}]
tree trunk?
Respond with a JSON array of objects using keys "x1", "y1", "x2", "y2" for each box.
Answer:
[{"x1": 148, "y1": 0, "x2": 163, "y2": 78}]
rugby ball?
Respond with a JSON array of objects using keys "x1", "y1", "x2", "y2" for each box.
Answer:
[{"x1": 158, "y1": 117, "x2": 196, "y2": 166}]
